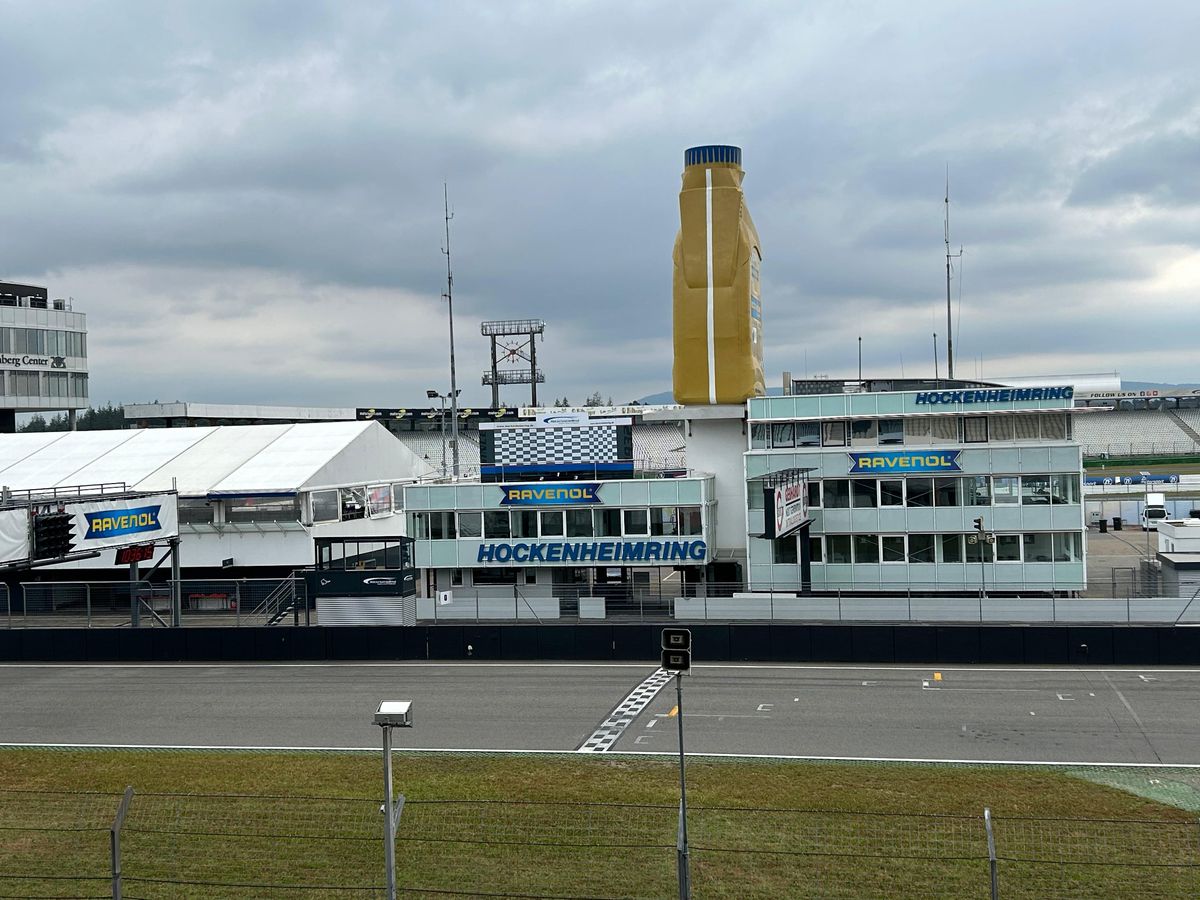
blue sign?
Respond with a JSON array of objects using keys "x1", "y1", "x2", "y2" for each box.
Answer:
[
  {"x1": 84, "y1": 505, "x2": 162, "y2": 540},
  {"x1": 848, "y1": 451, "x2": 962, "y2": 474},
  {"x1": 1084, "y1": 474, "x2": 1180, "y2": 486},
  {"x1": 500, "y1": 483, "x2": 602, "y2": 505},
  {"x1": 477, "y1": 540, "x2": 707, "y2": 564},
  {"x1": 914, "y1": 386, "x2": 1073, "y2": 404}
]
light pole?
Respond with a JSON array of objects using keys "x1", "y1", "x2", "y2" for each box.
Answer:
[
  {"x1": 442, "y1": 184, "x2": 460, "y2": 479},
  {"x1": 1140, "y1": 470, "x2": 1153, "y2": 590},
  {"x1": 375, "y1": 700, "x2": 413, "y2": 900}
]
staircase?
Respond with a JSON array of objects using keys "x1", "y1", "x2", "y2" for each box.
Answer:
[
  {"x1": 1167, "y1": 410, "x2": 1200, "y2": 447},
  {"x1": 248, "y1": 576, "x2": 300, "y2": 626}
]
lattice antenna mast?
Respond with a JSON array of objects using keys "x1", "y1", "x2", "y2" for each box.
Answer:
[
  {"x1": 944, "y1": 168, "x2": 963, "y2": 381},
  {"x1": 442, "y1": 183, "x2": 460, "y2": 478}
]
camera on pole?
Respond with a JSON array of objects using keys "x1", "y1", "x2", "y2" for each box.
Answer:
[{"x1": 661, "y1": 627, "x2": 691, "y2": 674}]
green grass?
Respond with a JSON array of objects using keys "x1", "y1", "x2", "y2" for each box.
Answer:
[{"x1": 2, "y1": 750, "x2": 1198, "y2": 898}]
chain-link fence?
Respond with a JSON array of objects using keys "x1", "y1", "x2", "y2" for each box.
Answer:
[{"x1": 3, "y1": 788, "x2": 1197, "y2": 898}]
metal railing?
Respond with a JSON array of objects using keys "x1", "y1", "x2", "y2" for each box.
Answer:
[{"x1": 2, "y1": 787, "x2": 1197, "y2": 898}]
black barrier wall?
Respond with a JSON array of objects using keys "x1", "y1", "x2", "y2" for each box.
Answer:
[{"x1": 3, "y1": 624, "x2": 1200, "y2": 665}]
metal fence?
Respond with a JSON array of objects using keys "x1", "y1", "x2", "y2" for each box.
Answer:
[
  {"x1": 2, "y1": 577, "x2": 306, "y2": 628},
  {"x1": 1, "y1": 788, "x2": 1197, "y2": 898}
]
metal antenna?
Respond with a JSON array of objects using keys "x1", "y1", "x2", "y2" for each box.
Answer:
[
  {"x1": 933, "y1": 332, "x2": 939, "y2": 385},
  {"x1": 945, "y1": 168, "x2": 963, "y2": 380},
  {"x1": 442, "y1": 184, "x2": 460, "y2": 478}
]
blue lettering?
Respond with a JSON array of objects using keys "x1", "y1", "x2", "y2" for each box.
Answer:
[
  {"x1": 645, "y1": 543, "x2": 662, "y2": 561},
  {"x1": 580, "y1": 543, "x2": 597, "y2": 561},
  {"x1": 1015, "y1": 389, "x2": 1031, "y2": 401},
  {"x1": 688, "y1": 541, "x2": 708, "y2": 561},
  {"x1": 598, "y1": 543, "x2": 614, "y2": 562},
  {"x1": 1031, "y1": 388, "x2": 1044, "y2": 400},
  {"x1": 622, "y1": 542, "x2": 646, "y2": 562},
  {"x1": 1063, "y1": 387, "x2": 1074, "y2": 399},
  {"x1": 494, "y1": 544, "x2": 513, "y2": 563},
  {"x1": 985, "y1": 390, "x2": 1000, "y2": 401},
  {"x1": 962, "y1": 392, "x2": 975, "y2": 403},
  {"x1": 477, "y1": 544, "x2": 495, "y2": 563},
  {"x1": 998, "y1": 389, "x2": 1011, "y2": 401},
  {"x1": 562, "y1": 543, "x2": 580, "y2": 562},
  {"x1": 940, "y1": 391, "x2": 954, "y2": 403},
  {"x1": 546, "y1": 544, "x2": 563, "y2": 562},
  {"x1": 528, "y1": 543, "x2": 546, "y2": 562},
  {"x1": 915, "y1": 392, "x2": 933, "y2": 404},
  {"x1": 512, "y1": 543, "x2": 530, "y2": 563}
]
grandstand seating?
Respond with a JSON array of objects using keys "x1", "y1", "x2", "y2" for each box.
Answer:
[
  {"x1": 1073, "y1": 409, "x2": 1200, "y2": 457},
  {"x1": 395, "y1": 431, "x2": 481, "y2": 470},
  {"x1": 633, "y1": 423, "x2": 687, "y2": 470}
]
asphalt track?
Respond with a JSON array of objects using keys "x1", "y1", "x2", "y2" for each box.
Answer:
[{"x1": 2, "y1": 662, "x2": 1199, "y2": 764}]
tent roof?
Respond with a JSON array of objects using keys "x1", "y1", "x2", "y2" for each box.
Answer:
[{"x1": 0, "y1": 421, "x2": 432, "y2": 496}]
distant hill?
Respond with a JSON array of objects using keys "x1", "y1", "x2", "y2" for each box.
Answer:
[{"x1": 1122, "y1": 381, "x2": 1200, "y2": 393}]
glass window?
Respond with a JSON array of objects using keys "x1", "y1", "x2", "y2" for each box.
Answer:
[
  {"x1": 989, "y1": 416, "x2": 1014, "y2": 441},
  {"x1": 773, "y1": 537, "x2": 798, "y2": 564},
  {"x1": 826, "y1": 535, "x2": 852, "y2": 563},
  {"x1": 939, "y1": 534, "x2": 963, "y2": 563},
  {"x1": 623, "y1": 508, "x2": 649, "y2": 536},
  {"x1": 512, "y1": 509, "x2": 538, "y2": 538},
  {"x1": 1025, "y1": 532, "x2": 1054, "y2": 562},
  {"x1": 311, "y1": 490, "x2": 339, "y2": 523},
  {"x1": 409, "y1": 512, "x2": 429, "y2": 539},
  {"x1": 963, "y1": 476, "x2": 991, "y2": 506},
  {"x1": 1022, "y1": 475, "x2": 1051, "y2": 505},
  {"x1": 650, "y1": 507, "x2": 678, "y2": 536},
  {"x1": 879, "y1": 419, "x2": 904, "y2": 445},
  {"x1": 879, "y1": 479, "x2": 904, "y2": 506},
  {"x1": 824, "y1": 479, "x2": 850, "y2": 508},
  {"x1": 965, "y1": 535, "x2": 994, "y2": 562},
  {"x1": 853, "y1": 534, "x2": 879, "y2": 564},
  {"x1": 1012, "y1": 414, "x2": 1040, "y2": 440},
  {"x1": 1051, "y1": 474, "x2": 1080, "y2": 505},
  {"x1": 907, "y1": 478, "x2": 933, "y2": 507},
  {"x1": 429, "y1": 511, "x2": 456, "y2": 540},
  {"x1": 751, "y1": 423, "x2": 769, "y2": 449},
  {"x1": 904, "y1": 417, "x2": 931, "y2": 442},
  {"x1": 851, "y1": 479, "x2": 876, "y2": 508},
  {"x1": 993, "y1": 476, "x2": 1019, "y2": 504},
  {"x1": 1040, "y1": 414, "x2": 1066, "y2": 438},
  {"x1": 934, "y1": 477, "x2": 959, "y2": 507},
  {"x1": 821, "y1": 421, "x2": 847, "y2": 447},
  {"x1": 474, "y1": 568, "x2": 518, "y2": 585},
  {"x1": 484, "y1": 510, "x2": 511, "y2": 538},
  {"x1": 596, "y1": 508, "x2": 622, "y2": 536},
  {"x1": 391, "y1": 484, "x2": 405, "y2": 511},
  {"x1": 566, "y1": 508, "x2": 593, "y2": 537},
  {"x1": 339, "y1": 486, "x2": 367, "y2": 521},
  {"x1": 539, "y1": 510, "x2": 565, "y2": 537},
  {"x1": 908, "y1": 533, "x2": 935, "y2": 563},
  {"x1": 1053, "y1": 532, "x2": 1082, "y2": 562},
  {"x1": 850, "y1": 420, "x2": 877, "y2": 446},
  {"x1": 964, "y1": 416, "x2": 988, "y2": 443},
  {"x1": 996, "y1": 534, "x2": 1021, "y2": 561},
  {"x1": 771, "y1": 423, "x2": 794, "y2": 448},
  {"x1": 525, "y1": 568, "x2": 538, "y2": 585},
  {"x1": 881, "y1": 535, "x2": 905, "y2": 562},
  {"x1": 930, "y1": 417, "x2": 959, "y2": 443},
  {"x1": 677, "y1": 506, "x2": 703, "y2": 535},
  {"x1": 178, "y1": 500, "x2": 215, "y2": 525},
  {"x1": 451, "y1": 568, "x2": 463, "y2": 586},
  {"x1": 458, "y1": 511, "x2": 482, "y2": 538},
  {"x1": 796, "y1": 422, "x2": 820, "y2": 446},
  {"x1": 807, "y1": 482, "x2": 821, "y2": 508},
  {"x1": 809, "y1": 536, "x2": 823, "y2": 563}
]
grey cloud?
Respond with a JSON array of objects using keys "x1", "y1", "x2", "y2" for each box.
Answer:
[{"x1": 1069, "y1": 131, "x2": 1200, "y2": 207}]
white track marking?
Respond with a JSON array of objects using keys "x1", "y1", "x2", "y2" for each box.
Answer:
[
  {"x1": 577, "y1": 668, "x2": 674, "y2": 753},
  {"x1": 3, "y1": 741, "x2": 1199, "y2": 768},
  {"x1": 3, "y1": 662, "x2": 1198, "y2": 673}
]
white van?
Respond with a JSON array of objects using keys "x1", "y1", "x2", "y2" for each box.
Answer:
[{"x1": 1141, "y1": 492, "x2": 1167, "y2": 531}]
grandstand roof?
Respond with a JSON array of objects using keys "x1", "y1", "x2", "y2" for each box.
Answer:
[{"x1": 0, "y1": 421, "x2": 433, "y2": 497}]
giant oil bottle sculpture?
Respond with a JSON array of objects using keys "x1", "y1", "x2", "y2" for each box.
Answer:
[{"x1": 672, "y1": 145, "x2": 764, "y2": 405}]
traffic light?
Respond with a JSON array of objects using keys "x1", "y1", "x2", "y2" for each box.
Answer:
[
  {"x1": 32, "y1": 512, "x2": 76, "y2": 560},
  {"x1": 661, "y1": 628, "x2": 692, "y2": 673},
  {"x1": 972, "y1": 516, "x2": 984, "y2": 533}
]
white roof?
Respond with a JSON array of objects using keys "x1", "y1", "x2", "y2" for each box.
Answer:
[{"x1": 0, "y1": 421, "x2": 433, "y2": 497}]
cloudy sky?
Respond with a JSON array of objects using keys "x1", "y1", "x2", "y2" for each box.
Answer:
[{"x1": 2, "y1": 1, "x2": 1198, "y2": 409}]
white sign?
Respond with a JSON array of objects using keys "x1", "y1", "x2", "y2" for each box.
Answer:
[
  {"x1": 438, "y1": 590, "x2": 453, "y2": 605},
  {"x1": 69, "y1": 493, "x2": 179, "y2": 551},
  {"x1": 519, "y1": 404, "x2": 682, "y2": 418},
  {"x1": 535, "y1": 411, "x2": 588, "y2": 426},
  {"x1": 0, "y1": 508, "x2": 30, "y2": 564},
  {"x1": 772, "y1": 481, "x2": 808, "y2": 538}
]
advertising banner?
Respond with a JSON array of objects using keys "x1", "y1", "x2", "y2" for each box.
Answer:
[
  {"x1": 0, "y1": 508, "x2": 31, "y2": 564},
  {"x1": 764, "y1": 481, "x2": 809, "y2": 539},
  {"x1": 477, "y1": 539, "x2": 708, "y2": 564},
  {"x1": 305, "y1": 569, "x2": 417, "y2": 598},
  {"x1": 500, "y1": 483, "x2": 602, "y2": 506},
  {"x1": 848, "y1": 451, "x2": 962, "y2": 474},
  {"x1": 70, "y1": 493, "x2": 179, "y2": 552}
]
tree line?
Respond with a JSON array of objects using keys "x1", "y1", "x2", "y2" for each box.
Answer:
[{"x1": 19, "y1": 403, "x2": 125, "y2": 432}]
